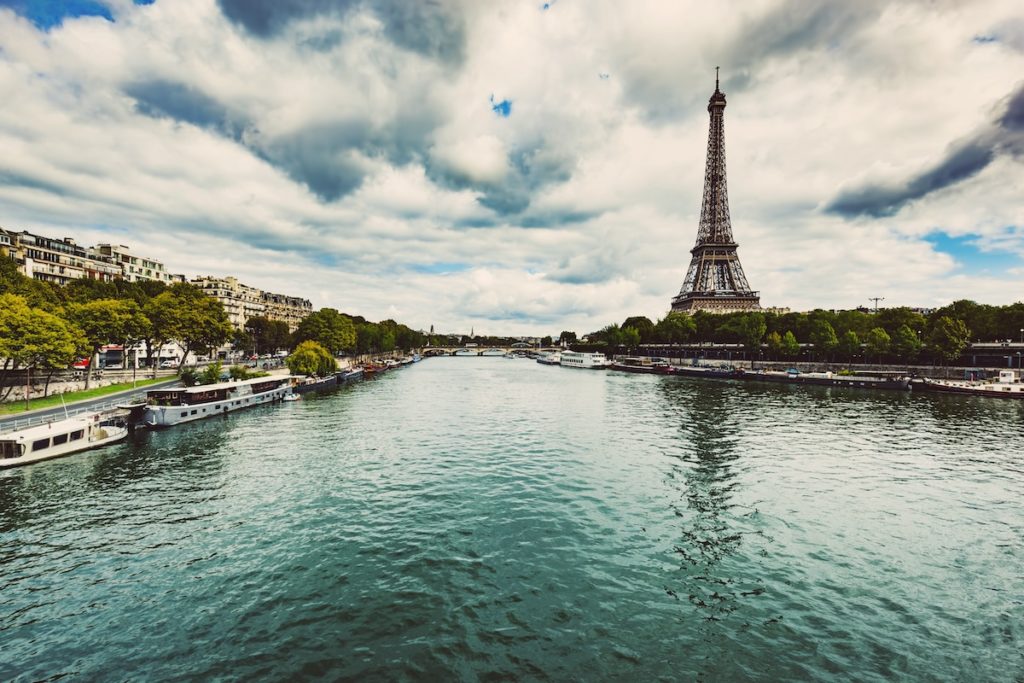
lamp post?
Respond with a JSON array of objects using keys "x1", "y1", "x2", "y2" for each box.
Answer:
[{"x1": 1019, "y1": 328, "x2": 1023, "y2": 344}]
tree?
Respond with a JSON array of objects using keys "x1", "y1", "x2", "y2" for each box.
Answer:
[
  {"x1": 144, "y1": 290, "x2": 184, "y2": 378},
  {"x1": 541, "y1": 335, "x2": 554, "y2": 347},
  {"x1": 655, "y1": 312, "x2": 696, "y2": 344},
  {"x1": 558, "y1": 331, "x2": 577, "y2": 345},
  {"x1": 0, "y1": 294, "x2": 87, "y2": 401},
  {"x1": 864, "y1": 327, "x2": 891, "y2": 363},
  {"x1": 809, "y1": 319, "x2": 838, "y2": 361},
  {"x1": 891, "y1": 325, "x2": 923, "y2": 363},
  {"x1": 837, "y1": 330, "x2": 860, "y2": 362},
  {"x1": 175, "y1": 294, "x2": 233, "y2": 368},
  {"x1": 621, "y1": 316, "x2": 655, "y2": 343},
  {"x1": 286, "y1": 340, "x2": 336, "y2": 377},
  {"x1": 766, "y1": 330, "x2": 783, "y2": 360},
  {"x1": 738, "y1": 312, "x2": 767, "y2": 355},
  {"x1": 781, "y1": 330, "x2": 800, "y2": 360},
  {"x1": 929, "y1": 316, "x2": 970, "y2": 364},
  {"x1": 292, "y1": 308, "x2": 356, "y2": 355},
  {"x1": 621, "y1": 326, "x2": 641, "y2": 349},
  {"x1": 68, "y1": 299, "x2": 150, "y2": 389}
]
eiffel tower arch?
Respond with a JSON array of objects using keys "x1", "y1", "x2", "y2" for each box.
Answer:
[{"x1": 671, "y1": 70, "x2": 760, "y2": 314}]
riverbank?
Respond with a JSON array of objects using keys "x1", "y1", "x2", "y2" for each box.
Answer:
[{"x1": 0, "y1": 378, "x2": 171, "y2": 416}]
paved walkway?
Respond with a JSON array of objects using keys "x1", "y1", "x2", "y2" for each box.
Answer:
[{"x1": 0, "y1": 378, "x2": 181, "y2": 433}]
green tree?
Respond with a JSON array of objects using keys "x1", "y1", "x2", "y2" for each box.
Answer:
[
  {"x1": 864, "y1": 327, "x2": 891, "y2": 363},
  {"x1": 766, "y1": 330, "x2": 783, "y2": 360},
  {"x1": 287, "y1": 340, "x2": 337, "y2": 377},
  {"x1": 164, "y1": 284, "x2": 232, "y2": 368},
  {"x1": 68, "y1": 298, "x2": 151, "y2": 389},
  {"x1": 875, "y1": 307, "x2": 927, "y2": 339},
  {"x1": 0, "y1": 294, "x2": 87, "y2": 400},
  {"x1": 837, "y1": 330, "x2": 861, "y2": 362},
  {"x1": 739, "y1": 312, "x2": 767, "y2": 355},
  {"x1": 621, "y1": 316, "x2": 655, "y2": 343},
  {"x1": 891, "y1": 325, "x2": 923, "y2": 363},
  {"x1": 809, "y1": 319, "x2": 838, "y2": 361},
  {"x1": 143, "y1": 290, "x2": 184, "y2": 378},
  {"x1": 621, "y1": 326, "x2": 641, "y2": 349},
  {"x1": 558, "y1": 331, "x2": 577, "y2": 345},
  {"x1": 292, "y1": 308, "x2": 356, "y2": 355},
  {"x1": 541, "y1": 335, "x2": 554, "y2": 347},
  {"x1": 781, "y1": 330, "x2": 800, "y2": 360},
  {"x1": 199, "y1": 361, "x2": 224, "y2": 385},
  {"x1": 929, "y1": 316, "x2": 970, "y2": 364},
  {"x1": 654, "y1": 312, "x2": 697, "y2": 344}
]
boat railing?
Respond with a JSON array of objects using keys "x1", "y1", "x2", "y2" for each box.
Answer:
[{"x1": 0, "y1": 398, "x2": 130, "y2": 435}]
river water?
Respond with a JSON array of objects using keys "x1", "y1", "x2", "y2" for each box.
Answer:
[{"x1": 2, "y1": 358, "x2": 1022, "y2": 681}]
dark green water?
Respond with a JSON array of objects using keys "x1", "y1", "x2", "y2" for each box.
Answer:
[{"x1": 2, "y1": 358, "x2": 1023, "y2": 681}]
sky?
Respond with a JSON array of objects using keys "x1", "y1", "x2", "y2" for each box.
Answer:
[{"x1": 0, "y1": 0, "x2": 1022, "y2": 335}]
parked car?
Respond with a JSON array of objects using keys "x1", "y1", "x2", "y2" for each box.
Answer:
[
  {"x1": 159, "y1": 360, "x2": 179, "y2": 369},
  {"x1": 71, "y1": 358, "x2": 90, "y2": 369}
]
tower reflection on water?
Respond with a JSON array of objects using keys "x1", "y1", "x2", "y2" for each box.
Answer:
[{"x1": 658, "y1": 380, "x2": 774, "y2": 629}]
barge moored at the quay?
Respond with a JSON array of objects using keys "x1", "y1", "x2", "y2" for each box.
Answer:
[
  {"x1": 1, "y1": 411, "x2": 129, "y2": 468},
  {"x1": 143, "y1": 376, "x2": 292, "y2": 427},
  {"x1": 919, "y1": 369, "x2": 1024, "y2": 398}
]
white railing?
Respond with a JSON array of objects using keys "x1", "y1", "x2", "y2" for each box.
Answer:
[{"x1": 0, "y1": 384, "x2": 173, "y2": 435}]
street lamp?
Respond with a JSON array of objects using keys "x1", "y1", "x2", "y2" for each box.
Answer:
[{"x1": 1019, "y1": 328, "x2": 1023, "y2": 344}]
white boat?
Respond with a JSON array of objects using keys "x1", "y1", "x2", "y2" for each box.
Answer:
[
  {"x1": 143, "y1": 376, "x2": 292, "y2": 427},
  {"x1": 479, "y1": 348, "x2": 505, "y2": 357},
  {"x1": 536, "y1": 352, "x2": 562, "y2": 365},
  {"x1": 453, "y1": 348, "x2": 477, "y2": 356},
  {"x1": 0, "y1": 412, "x2": 129, "y2": 469},
  {"x1": 921, "y1": 369, "x2": 1024, "y2": 398},
  {"x1": 559, "y1": 351, "x2": 609, "y2": 369},
  {"x1": 282, "y1": 393, "x2": 301, "y2": 402}
]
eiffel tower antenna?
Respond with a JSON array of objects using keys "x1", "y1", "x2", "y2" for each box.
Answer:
[{"x1": 671, "y1": 70, "x2": 760, "y2": 314}]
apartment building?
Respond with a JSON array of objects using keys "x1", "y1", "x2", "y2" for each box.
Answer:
[
  {"x1": 94, "y1": 244, "x2": 185, "y2": 284},
  {"x1": 0, "y1": 227, "x2": 120, "y2": 285},
  {"x1": 261, "y1": 291, "x2": 313, "y2": 332},
  {"x1": 192, "y1": 275, "x2": 267, "y2": 330}
]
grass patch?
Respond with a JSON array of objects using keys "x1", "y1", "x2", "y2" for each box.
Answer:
[{"x1": 0, "y1": 378, "x2": 172, "y2": 416}]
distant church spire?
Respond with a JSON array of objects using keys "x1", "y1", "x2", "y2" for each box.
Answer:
[{"x1": 671, "y1": 70, "x2": 760, "y2": 314}]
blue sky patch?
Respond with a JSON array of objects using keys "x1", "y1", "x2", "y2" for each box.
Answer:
[
  {"x1": 972, "y1": 34, "x2": 998, "y2": 44},
  {"x1": 490, "y1": 95, "x2": 512, "y2": 118},
  {"x1": 409, "y1": 262, "x2": 470, "y2": 275},
  {"x1": 2, "y1": 0, "x2": 114, "y2": 29},
  {"x1": 923, "y1": 230, "x2": 1018, "y2": 272}
]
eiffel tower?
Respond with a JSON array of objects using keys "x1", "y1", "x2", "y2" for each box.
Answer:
[{"x1": 671, "y1": 69, "x2": 760, "y2": 314}]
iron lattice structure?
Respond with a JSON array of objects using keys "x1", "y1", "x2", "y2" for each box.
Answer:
[{"x1": 671, "y1": 71, "x2": 760, "y2": 314}]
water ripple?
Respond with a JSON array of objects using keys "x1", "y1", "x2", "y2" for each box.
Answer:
[{"x1": 1, "y1": 359, "x2": 1023, "y2": 680}]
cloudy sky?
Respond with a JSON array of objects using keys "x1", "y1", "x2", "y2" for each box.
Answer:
[{"x1": 1, "y1": 0, "x2": 1022, "y2": 334}]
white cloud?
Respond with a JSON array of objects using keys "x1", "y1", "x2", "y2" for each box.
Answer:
[{"x1": 0, "y1": 0, "x2": 1022, "y2": 336}]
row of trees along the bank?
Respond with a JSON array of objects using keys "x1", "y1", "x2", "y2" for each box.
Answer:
[
  {"x1": 576, "y1": 304, "x2": 1023, "y2": 365},
  {"x1": 0, "y1": 255, "x2": 422, "y2": 396}
]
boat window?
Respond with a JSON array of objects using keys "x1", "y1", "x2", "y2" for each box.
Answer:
[
  {"x1": 32, "y1": 438, "x2": 50, "y2": 452},
  {"x1": 180, "y1": 411, "x2": 187, "y2": 417},
  {"x1": 70, "y1": 430, "x2": 84, "y2": 441},
  {"x1": 53, "y1": 433, "x2": 69, "y2": 445},
  {"x1": 1, "y1": 442, "x2": 21, "y2": 459},
  {"x1": 190, "y1": 410, "x2": 198, "y2": 415}
]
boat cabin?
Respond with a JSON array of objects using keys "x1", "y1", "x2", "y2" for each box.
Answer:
[{"x1": 146, "y1": 377, "x2": 289, "y2": 407}]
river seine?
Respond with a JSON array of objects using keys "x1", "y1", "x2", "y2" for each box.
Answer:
[{"x1": 2, "y1": 357, "x2": 1022, "y2": 681}]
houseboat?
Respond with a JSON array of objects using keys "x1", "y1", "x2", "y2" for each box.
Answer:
[
  {"x1": 536, "y1": 352, "x2": 562, "y2": 366},
  {"x1": 920, "y1": 369, "x2": 1024, "y2": 398},
  {"x1": 0, "y1": 412, "x2": 129, "y2": 469},
  {"x1": 143, "y1": 376, "x2": 292, "y2": 428},
  {"x1": 559, "y1": 351, "x2": 609, "y2": 369},
  {"x1": 608, "y1": 357, "x2": 668, "y2": 374}
]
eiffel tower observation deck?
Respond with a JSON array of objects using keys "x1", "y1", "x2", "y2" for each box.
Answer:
[{"x1": 671, "y1": 69, "x2": 760, "y2": 314}]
